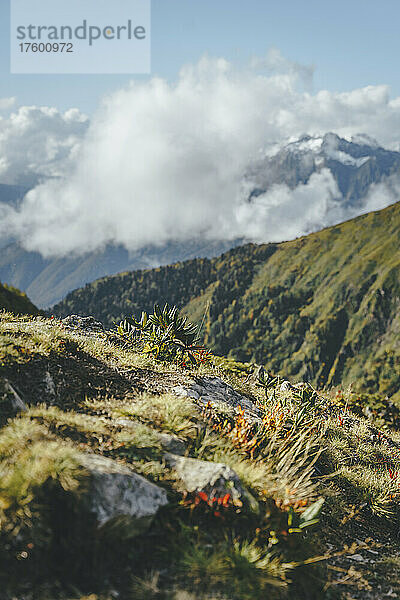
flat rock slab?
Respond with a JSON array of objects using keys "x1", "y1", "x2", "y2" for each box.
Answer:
[
  {"x1": 80, "y1": 453, "x2": 168, "y2": 537},
  {"x1": 173, "y1": 376, "x2": 261, "y2": 423},
  {"x1": 164, "y1": 452, "x2": 259, "y2": 513}
]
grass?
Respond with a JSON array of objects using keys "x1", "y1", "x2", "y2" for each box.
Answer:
[
  {"x1": 106, "y1": 393, "x2": 199, "y2": 439},
  {"x1": 2, "y1": 312, "x2": 400, "y2": 597},
  {"x1": 0, "y1": 416, "x2": 86, "y2": 594}
]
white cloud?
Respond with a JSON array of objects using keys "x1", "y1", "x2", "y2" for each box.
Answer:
[
  {"x1": 0, "y1": 105, "x2": 88, "y2": 186},
  {"x1": 1, "y1": 53, "x2": 400, "y2": 256},
  {"x1": 360, "y1": 173, "x2": 400, "y2": 214},
  {"x1": 235, "y1": 169, "x2": 343, "y2": 242},
  {"x1": 250, "y1": 47, "x2": 315, "y2": 91},
  {"x1": 0, "y1": 97, "x2": 16, "y2": 111}
]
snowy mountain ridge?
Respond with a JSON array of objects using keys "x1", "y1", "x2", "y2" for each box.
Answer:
[{"x1": 248, "y1": 131, "x2": 400, "y2": 203}]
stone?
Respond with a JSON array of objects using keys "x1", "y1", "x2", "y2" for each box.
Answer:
[
  {"x1": 164, "y1": 452, "x2": 259, "y2": 513},
  {"x1": 61, "y1": 315, "x2": 105, "y2": 335},
  {"x1": 173, "y1": 376, "x2": 261, "y2": 423},
  {"x1": 0, "y1": 378, "x2": 27, "y2": 417},
  {"x1": 280, "y1": 380, "x2": 294, "y2": 392},
  {"x1": 80, "y1": 453, "x2": 168, "y2": 537},
  {"x1": 158, "y1": 432, "x2": 186, "y2": 455},
  {"x1": 43, "y1": 371, "x2": 56, "y2": 397}
]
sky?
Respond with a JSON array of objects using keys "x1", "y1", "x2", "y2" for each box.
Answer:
[
  {"x1": 1, "y1": 0, "x2": 400, "y2": 113},
  {"x1": 2, "y1": 0, "x2": 400, "y2": 258}
]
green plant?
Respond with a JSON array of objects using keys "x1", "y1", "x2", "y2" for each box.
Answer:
[
  {"x1": 116, "y1": 303, "x2": 211, "y2": 366},
  {"x1": 286, "y1": 497, "x2": 325, "y2": 533}
]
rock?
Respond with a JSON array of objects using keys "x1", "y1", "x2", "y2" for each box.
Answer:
[
  {"x1": 280, "y1": 380, "x2": 294, "y2": 392},
  {"x1": 158, "y1": 432, "x2": 186, "y2": 455},
  {"x1": 43, "y1": 371, "x2": 56, "y2": 397},
  {"x1": 174, "y1": 376, "x2": 261, "y2": 423},
  {"x1": 0, "y1": 378, "x2": 27, "y2": 418},
  {"x1": 164, "y1": 452, "x2": 259, "y2": 513},
  {"x1": 80, "y1": 454, "x2": 168, "y2": 537},
  {"x1": 61, "y1": 315, "x2": 104, "y2": 335},
  {"x1": 247, "y1": 365, "x2": 265, "y2": 385}
]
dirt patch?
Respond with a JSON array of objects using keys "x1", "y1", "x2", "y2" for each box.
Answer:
[{"x1": 0, "y1": 345, "x2": 187, "y2": 410}]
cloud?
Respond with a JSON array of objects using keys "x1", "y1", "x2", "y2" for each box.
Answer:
[
  {"x1": 0, "y1": 97, "x2": 17, "y2": 111},
  {"x1": 1, "y1": 53, "x2": 400, "y2": 256},
  {"x1": 250, "y1": 48, "x2": 315, "y2": 91},
  {"x1": 360, "y1": 173, "x2": 400, "y2": 214},
  {"x1": 235, "y1": 169, "x2": 343, "y2": 242},
  {"x1": 0, "y1": 105, "x2": 88, "y2": 186}
]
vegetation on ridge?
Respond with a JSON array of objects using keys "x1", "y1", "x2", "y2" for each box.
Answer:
[
  {"x1": 115, "y1": 303, "x2": 212, "y2": 367},
  {"x1": 1, "y1": 310, "x2": 400, "y2": 598}
]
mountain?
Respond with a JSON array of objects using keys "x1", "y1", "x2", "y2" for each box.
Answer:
[
  {"x1": 0, "y1": 239, "x2": 239, "y2": 308},
  {"x1": 0, "y1": 281, "x2": 40, "y2": 315},
  {"x1": 53, "y1": 201, "x2": 400, "y2": 401},
  {"x1": 247, "y1": 132, "x2": 400, "y2": 206},
  {"x1": 1, "y1": 132, "x2": 400, "y2": 307}
]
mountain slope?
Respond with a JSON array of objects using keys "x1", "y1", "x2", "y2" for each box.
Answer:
[
  {"x1": 53, "y1": 202, "x2": 400, "y2": 400},
  {"x1": 0, "y1": 239, "x2": 238, "y2": 308},
  {"x1": 0, "y1": 281, "x2": 40, "y2": 316}
]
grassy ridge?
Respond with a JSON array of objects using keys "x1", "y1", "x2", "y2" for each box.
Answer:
[
  {"x1": 53, "y1": 202, "x2": 400, "y2": 401},
  {"x1": 2, "y1": 313, "x2": 400, "y2": 598}
]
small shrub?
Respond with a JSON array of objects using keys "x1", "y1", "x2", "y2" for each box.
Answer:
[{"x1": 116, "y1": 303, "x2": 212, "y2": 367}]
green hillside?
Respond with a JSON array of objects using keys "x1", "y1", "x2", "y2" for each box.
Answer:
[
  {"x1": 0, "y1": 281, "x2": 40, "y2": 316},
  {"x1": 53, "y1": 202, "x2": 400, "y2": 401}
]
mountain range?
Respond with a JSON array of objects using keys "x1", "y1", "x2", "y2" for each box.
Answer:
[
  {"x1": 1, "y1": 132, "x2": 400, "y2": 307},
  {"x1": 247, "y1": 132, "x2": 400, "y2": 204}
]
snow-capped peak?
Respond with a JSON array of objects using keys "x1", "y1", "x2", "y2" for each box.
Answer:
[
  {"x1": 350, "y1": 133, "x2": 379, "y2": 147},
  {"x1": 278, "y1": 132, "x2": 379, "y2": 168},
  {"x1": 286, "y1": 135, "x2": 324, "y2": 154},
  {"x1": 322, "y1": 133, "x2": 370, "y2": 167}
]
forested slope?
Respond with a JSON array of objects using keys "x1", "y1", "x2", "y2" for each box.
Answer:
[
  {"x1": 0, "y1": 282, "x2": 40, "y2": 316},
  {"x1": 53, "y1": 202, "x2": 400, "y2": 400}
]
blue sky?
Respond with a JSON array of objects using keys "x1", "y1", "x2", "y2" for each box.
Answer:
[{"x1": 1, "y1": 0, "x2": 400, "y2": 113}]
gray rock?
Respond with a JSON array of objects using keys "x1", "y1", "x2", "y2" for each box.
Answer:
[
  {"x1": 62, "y1": 315, "x2": 104, "y2": 335},
  {"x1": 0, "y1": 378, "x2": 27, "y2": 415},
  {"x1": 280, "y1": 380, "x2": 294, "y2": 392},
  {"x1": 80, "y1": 454, "x2": 168, "y2": 537},
  {"x1": 158, "y1": 432, "x2": 186, "y2": 455},
  {"x1": 43, "y1": 370, "x2": 56, "y2": 397},
  {"x1": 173, "y1": 376, "x2": 261, "y2": 423},
  {"x1": 164, "y1": 452, "x2": 259, "y2": 513}
]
